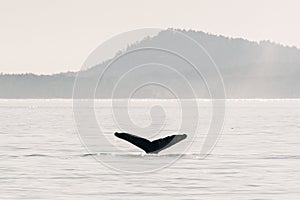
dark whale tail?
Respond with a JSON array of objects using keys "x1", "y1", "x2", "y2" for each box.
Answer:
[{"x1": 114, "y1": 132, "x2": 187, "y2": 154}]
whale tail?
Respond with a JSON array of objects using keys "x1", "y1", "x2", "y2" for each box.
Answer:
[{"x1": 114, "y1": 132, "x2": 187, "y2": 154}]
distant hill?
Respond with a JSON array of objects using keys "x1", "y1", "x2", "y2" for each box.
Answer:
[{"x1": 1, "y1": 29, "x2": 300, "y2": 98}]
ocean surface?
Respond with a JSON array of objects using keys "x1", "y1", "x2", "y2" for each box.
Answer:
[{"x1": 0, "y1": 99, "x2": 299, "y2": 200}]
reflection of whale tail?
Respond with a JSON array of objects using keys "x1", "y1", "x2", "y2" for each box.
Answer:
[{"x1": 114, "y1": 132, "x2": 187, "y2": 154}]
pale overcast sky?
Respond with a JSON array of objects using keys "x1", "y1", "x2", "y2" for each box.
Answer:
[{"x1": 0, "y1": 0, "x2": 299, "y2": 74}]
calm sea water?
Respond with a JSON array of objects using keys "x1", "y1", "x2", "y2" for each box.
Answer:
[{"x1": 0, "y1": 99, "x2": 299, "y2": 200}]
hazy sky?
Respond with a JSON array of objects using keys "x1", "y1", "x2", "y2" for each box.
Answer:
[{"x1": 0, "y1": 0, "x2": 299, "y2": 74}]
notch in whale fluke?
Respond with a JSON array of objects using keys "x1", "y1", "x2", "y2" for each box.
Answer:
[{"x1": 114, "y1": 132, "x2": 187, "y2": 154}]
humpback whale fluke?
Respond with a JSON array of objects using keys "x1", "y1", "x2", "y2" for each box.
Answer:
[{"x1": 114, "y1": 132, "x2": 187, "y2": 154}]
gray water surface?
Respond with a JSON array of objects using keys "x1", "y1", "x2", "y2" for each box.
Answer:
[{"x1": 0, "y1": 99, "x2": 299, "y2": 199}]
